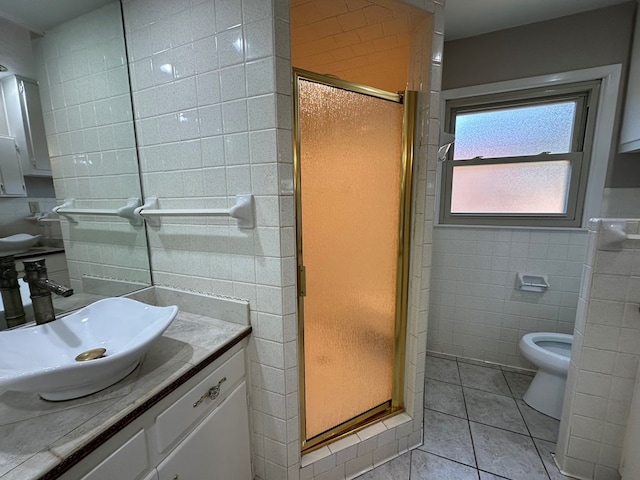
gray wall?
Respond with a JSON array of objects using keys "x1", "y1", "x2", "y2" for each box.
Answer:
[{"x1": 442, "y1": 1, "x2": 640, "y2": 187}]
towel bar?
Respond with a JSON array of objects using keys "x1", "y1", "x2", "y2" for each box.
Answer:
[{"x1": 134, "y1": 195, "x2": 255, "y2": 229}]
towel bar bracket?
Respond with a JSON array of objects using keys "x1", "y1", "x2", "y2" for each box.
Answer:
[{"x1": 52, "y1": 198, "x2": 143, "y2": 226}]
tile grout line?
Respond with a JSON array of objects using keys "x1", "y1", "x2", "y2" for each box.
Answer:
[
  {"x1": 504, "y1": 369, "x2": 556, "y2": 480},
  {"x1": 456, "y1": 356, "x2": 481, "y2": 479},
  {"x1": 501, "y1": 369, "x2": 552, "y2": 480},
  {"x1": 414, "y1": 444, "x2": 487, "y2": 479},
  {"x1": 425, "y1": 403, "x2": 552, "y2": 443},
  {"x1": 424, "y1": 354, "x2": 558, "y2": 480},
  {"x1": 532, "y1": 438, "x2": 556, "y2": 480}
]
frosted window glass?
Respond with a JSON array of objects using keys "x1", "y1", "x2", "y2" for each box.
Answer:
[
  {"x1": 298, "y1": 79, "x2": 403, "y2": 440},
  {"x1": 453, "y1": 102, "x2": 577, "y2": 160},
  {"x1": 450, "y1": 160, "x2": 571, "y2": 214}
]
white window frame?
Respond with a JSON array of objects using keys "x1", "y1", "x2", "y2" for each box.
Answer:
[{"x1": 437, "y1": 64, "x2": 622, "y2": 229}]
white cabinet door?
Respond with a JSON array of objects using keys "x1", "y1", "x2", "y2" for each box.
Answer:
[
  {"x1": 1, "y1": 75, "x2": 51, "y2": 175},
  {"x1": 154, "y1": 350, "x2": 245, "y2": 454},
  {"x1": 81, "y1": 429, "x2": 149, "y2": 480},
  {"x1": 0, "y1": 135, "x2": 25, "y2": 196},
  {"x1": 156, "y1": 382, "x2": 252, "y2": 480},
  {"x1": 18, "y1": 78, "x2": 51, "y2": 172},
  {"x1": 142, "y1": 470, "x2": 159, "y2": 480}
]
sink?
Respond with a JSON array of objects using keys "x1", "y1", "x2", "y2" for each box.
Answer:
[
  {"x1": 0, "y1": 234, "x2": 42, "y2": 256},
  {"x1": 0, "y1": 297, "x2": 178, "y2": 400}
]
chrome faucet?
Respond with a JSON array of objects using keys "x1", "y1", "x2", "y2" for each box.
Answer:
[
  {"x1": 0, "y1": 256, "x2": 26, "y2": 328},
  {"x1": 23, "y1": 258, "x2": 73, "y2": 325}
]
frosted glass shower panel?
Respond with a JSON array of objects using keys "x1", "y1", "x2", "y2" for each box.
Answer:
[
  {"x1": 298, "y1": 79, "x2": 403, "y2": 440},
  {"x1": 451, "y1": 160, "x2": 572, "y2": 214}
]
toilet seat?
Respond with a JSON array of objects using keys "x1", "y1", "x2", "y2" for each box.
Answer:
[{"x1": 519, "y1": 332, "x2": 572, "y2": 375}]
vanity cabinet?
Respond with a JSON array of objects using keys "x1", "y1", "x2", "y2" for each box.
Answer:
[
  {"x1": 620, "y1": 5, "x2": 640, "y2": 153},
  {"x1": 1, "y1": 75, "x2": 51, "y2": 175},
  {"x1": 82, "y1": 430, "x2": 149, "y2": 480},
  {"x1": 0, "y1": 135, "x2": 26, "y2": 196},
  {"x1": 156, "y1": 383, "x2": 252, "y2": 480},
  {"x1": 61, "y1": 345, "x2": 252, "y2": 480}
]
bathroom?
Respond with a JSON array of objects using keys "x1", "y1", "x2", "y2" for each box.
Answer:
[
  {"x1": 0, "y1": 0, "x2": 639, "y2": 479},
  {"x1": 422, "y1": 2, "x2": 640, "y2": 479}
]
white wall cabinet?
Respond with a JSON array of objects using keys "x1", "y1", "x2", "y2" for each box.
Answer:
[
  {"x1": 59, "y1": 346, "x2": 252, "y2": 480},
  {"x1": 0, "y1": 135, "x2": 25, "y2": 196},
  {"x1": 1, "y1": 75, "x2": 51, "y2": 175},
  {"x1": 620, "y1": 4, "x2": 640, "y2": 153}
]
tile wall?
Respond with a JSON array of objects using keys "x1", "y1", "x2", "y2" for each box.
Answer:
[
  {"x1": 121, "y1": 0, "x2": 305, "y2": 477},
  {"x1": 428, "y1": 226, "x2": 588, "y2": 369},
  {"x1": 121, "y1": 0, "x2": 443, "y2": 478},
  {"x1": 33, "y1": 2, "x2": 150, "y2": 291},
  {"x1": 290, "y1": 0, "x2": 418, "y2": 93},
  {"x1": 123, "y1": 0, "x2": 290, "y2": 295},
  {"x1": 556, "y1": 219, "x2": 640, "y2": 480}
]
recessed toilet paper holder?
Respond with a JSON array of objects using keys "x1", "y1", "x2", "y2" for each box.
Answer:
[{"x1": 516, "y1": 273, "x2": 549, "y2": 292}]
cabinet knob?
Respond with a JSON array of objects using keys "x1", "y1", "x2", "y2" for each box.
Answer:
[
  {"x1": 193, "y1": 377, "x2": 226, "y2": 408},
  {"x1": 173, "y1": 475, "x2": 179, "y2": 480}
]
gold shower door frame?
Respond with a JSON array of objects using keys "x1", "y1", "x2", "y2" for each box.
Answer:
[{"x1": 294, "y1": 69, "x2": 417, "y2": 453}]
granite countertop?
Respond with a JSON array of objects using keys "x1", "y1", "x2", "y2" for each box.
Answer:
[
  {"x1": 14, "y1": 246, "x2": 65, "y2": 259},
  {"x1": 0, "y1": 305, "x2": 251, "y2": 480}
]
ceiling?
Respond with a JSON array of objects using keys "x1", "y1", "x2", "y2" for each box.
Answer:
[
  {"x1": 444, "y1": 0, "x2": 634, "y2": 40},
  {"x1": 0, "y1": 0, "x2": 113, "y2": 34},
  {"x1": 0, "y1": 0, "x2": 635, "y2": 42}
]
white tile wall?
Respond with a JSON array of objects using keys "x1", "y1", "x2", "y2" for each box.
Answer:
[
  {"x1": 556, "y1": 219, "x2": 640, "y2": 480},
  {"x1": 428, "y1": 226, "x2": 588, "y2": 369},
  {"x1": 122, "y1": 0, "x2": 441, "y2": 479},
  {"x1": 33, "y1": 2, "x2": 150, "y2": 292}
]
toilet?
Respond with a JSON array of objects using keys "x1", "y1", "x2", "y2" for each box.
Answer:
[{"x1": 518, "y1": 332, "x2": 573, "y2": 420}]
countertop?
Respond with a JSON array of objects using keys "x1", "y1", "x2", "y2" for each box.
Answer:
[
  {"x1": 13, "y1": 246, "x2": 65, "y2": 259},
  {"x1": 0, "y1": 304, "x2": 251, "y2": 480}
]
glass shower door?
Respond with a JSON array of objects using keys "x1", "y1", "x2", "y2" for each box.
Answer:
[{"x1": 295, "y1": 71, "x2": 415, "y2": 450}]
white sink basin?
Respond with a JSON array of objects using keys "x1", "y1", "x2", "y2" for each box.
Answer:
[
  {"x1": 0, "y1": 234, "x2": 41, "y2": 256},
  {"x1": 0, "y1": 297, "x2": 178, "y2": 400}
]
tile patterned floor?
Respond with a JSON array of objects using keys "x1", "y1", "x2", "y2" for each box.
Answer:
[{"x1": 355, "y1": 354, "x2": 571, "y2": 480}]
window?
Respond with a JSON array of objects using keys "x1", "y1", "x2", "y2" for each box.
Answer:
[{"x1": 440, "y1": 81, "x2": 600, "y2": 228}]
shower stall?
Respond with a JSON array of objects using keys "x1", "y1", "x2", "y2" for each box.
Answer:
[{"x1": 294, "y1": 70, "x2": 417, "y2": 451}]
